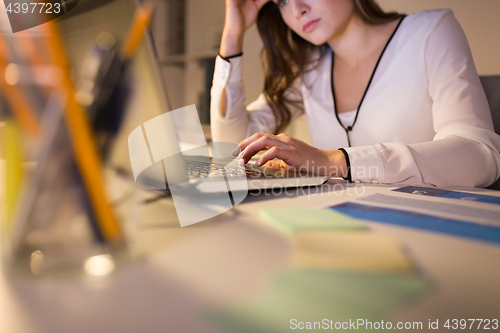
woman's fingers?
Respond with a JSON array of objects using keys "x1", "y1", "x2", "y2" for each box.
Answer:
[
  {"x1": 224, "y1": 0, "x2": 266, "y2": 37},
  {"x1": 256, "y1": 146, "x2": 293, "y2": 166},
  {"x1": 235, "y1": 132, "x2": 266, "y2": 153},
  {"x1": 231, "y1": 133, "x2": 297, "y2": 165},
  {"x1": 263, "y1": 160, "x2": 291, "y2": 168},
  {"x1": 235, "y1": 132, "x2": 289, "y2": 153},
  {"x1": 231, "y1": 132, "x2": 265, "y2": 157},
  {"x1": 240, "y1": 135, "x2": 289, "y2": 163}
]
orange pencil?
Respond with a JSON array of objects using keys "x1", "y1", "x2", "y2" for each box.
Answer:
[
  {"x1": 0, "y1": 34, "x2": 42, "y2": 138},
  {"x1": 39, "y1": 21, "x2": 124, "y2": 245},
  {"x1": 121, "y1": 3, "x2": 153, "y2": 59}
]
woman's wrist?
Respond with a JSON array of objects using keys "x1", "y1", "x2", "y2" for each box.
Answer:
[
  {"x1": 220, "y1": 31, "x2": 244, "y2": 58},
  {"x1": 325, "y1": 150, "x2": 348, "y2": 178}
]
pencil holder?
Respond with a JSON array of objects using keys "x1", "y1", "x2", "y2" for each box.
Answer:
[{"x1": 2, "y1": 92, "x2": 131, "y2": 278}]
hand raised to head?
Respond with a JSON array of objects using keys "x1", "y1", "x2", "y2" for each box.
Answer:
[{"x1": 224, "y1": 0, "x2": 271, "y2": 38}]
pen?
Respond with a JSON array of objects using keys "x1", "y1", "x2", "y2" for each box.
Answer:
[{"x1": 89, "y1": 3, "x2": 154, "y2": 160}]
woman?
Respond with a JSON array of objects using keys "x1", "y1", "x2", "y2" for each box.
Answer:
[{"x1": 210, "y1": 0, "x2": 500, "y2": 187}]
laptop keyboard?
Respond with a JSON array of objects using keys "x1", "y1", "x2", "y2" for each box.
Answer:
[{"x1": 185, "y1": 160, "x2": 261, "y2": 180}]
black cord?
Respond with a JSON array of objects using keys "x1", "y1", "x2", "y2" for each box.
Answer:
[{"x1": 331, "y1": 15, "x2": 406, "y2": 147}]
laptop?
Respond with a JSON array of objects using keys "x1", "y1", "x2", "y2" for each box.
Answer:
[
  {"x1": 129, "y1": 104, "x2": 330, "y2": 193},
  {"x1": 58, "y1": 0, "x2": 330, "y2": 193},
  {"x1": 130, "y1": 0, "x2": 330, "y2": 193}
]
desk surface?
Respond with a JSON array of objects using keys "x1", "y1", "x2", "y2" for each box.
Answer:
[{"x1": 1, "y1": 168, "x2": 500, "y2": 333}]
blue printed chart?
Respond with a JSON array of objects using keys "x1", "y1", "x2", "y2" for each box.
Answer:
[{"x1": 330, "y1": 186, "x2": 500, "y2": 244}]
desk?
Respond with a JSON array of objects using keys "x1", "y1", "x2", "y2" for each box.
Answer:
[{"x1": 1, "y1": 168, "x2": 500, "y2": 333}]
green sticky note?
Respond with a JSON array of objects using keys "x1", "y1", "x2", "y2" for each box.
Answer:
[
  {"x1": 259, "y1": 208, "x2": 368, "y2": 235},
  {"x1": 273, "y1": 270, "x2": 430, "y2": 311},
  {"x1": 210, "y1": 270, "x2": 431, "y2": 333}
]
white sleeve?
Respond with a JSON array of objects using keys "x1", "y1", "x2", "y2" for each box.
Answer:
[
  {"x1": 210, "y1": 55, "x2": 304, "y2": 144},
  {"x1": 344, "y1": 10, "x2": 500, "y2": 187}
]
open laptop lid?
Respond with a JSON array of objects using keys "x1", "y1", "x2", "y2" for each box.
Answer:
[{"x1": 57, "y1": 0, "x2": 181, "y2": 182}]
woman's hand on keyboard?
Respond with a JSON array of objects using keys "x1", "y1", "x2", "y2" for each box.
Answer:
[{"x1": 232, "y1": 132, "x2": 348, "y2": 177}]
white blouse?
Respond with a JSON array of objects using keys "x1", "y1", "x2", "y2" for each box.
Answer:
[
  {"x1": 338, "y1": 110, "x2": 357, "y2": 129},
  {"x1": 210, "y1": 9, "x2": 500, "y2": 187}
]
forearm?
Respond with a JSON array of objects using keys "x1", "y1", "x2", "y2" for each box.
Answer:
[
  {"x1": 210, "y1": 56, "x2": 250, "y2": 144},
  {"x1": 211, "y1": 54, "x2": 283, "y2": 144},
  {"x1": 409, "y1": 136, "x2": 500, "y2": 187},
  {"x1": 342, "y1": 136, "x2": 500, "y2": 187},
  {"x1": 220, "y1": 32, "x2": 243, "y2": 59},
  {"x1": 219, "y1": 33, "x2": 243, "y2": 118}
]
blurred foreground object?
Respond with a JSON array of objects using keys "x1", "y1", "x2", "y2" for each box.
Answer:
[{"x1": 0, "y1": 2, "x2": 153, "y2": 276}]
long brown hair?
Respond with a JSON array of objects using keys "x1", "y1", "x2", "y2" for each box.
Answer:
[{"x1": 256, "y1": 0, "x2": 403, "y2": 134}]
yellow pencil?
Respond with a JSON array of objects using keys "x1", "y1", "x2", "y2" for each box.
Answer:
[{"x1": 1, "y1": 120, "x2": 24, "y2": 233}]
